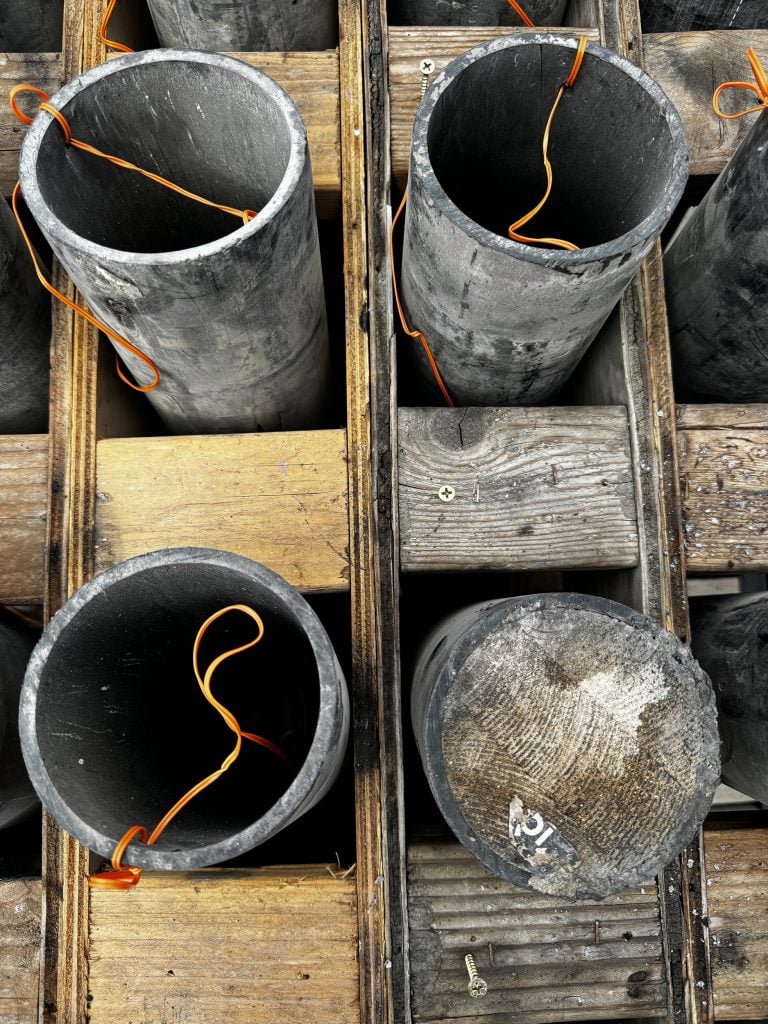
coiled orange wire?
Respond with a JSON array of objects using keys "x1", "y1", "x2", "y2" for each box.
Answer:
[
  {"x1": 90, "y1": 604, "x2": 295, "y2": 891},
  {"x1": 713, "y1": 47, "x2": 768, "y2": 120},
  {"x1": 391, "y1": 14, "x2": 588, "y2": 406}
]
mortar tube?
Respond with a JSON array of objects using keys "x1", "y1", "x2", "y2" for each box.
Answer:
[
  {"x1": 387, "y1": 0, "x2": 567, "y2": 28},
  {"x1": 0, "y1": 615, "x2": 39, "y2": 830},
  {"x1": 19, "y1": 50, "x2": 331, "y2": 435},
  {"x1": 401, "y1": 33, "x2": 688, "y2": 406},
  {"x1": 639, "y1": 0, "x2": 768, "y2": 31}
]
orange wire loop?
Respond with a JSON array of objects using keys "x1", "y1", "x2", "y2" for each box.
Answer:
[
  {"x1": 506, "y1": 0, "x2": 535, "y2": 27},
  {"x1": 508, "y1": 35, "x2": 588, "y2": 250},
  {"x1": 713, "y1": 47, "x2": 768, "y2": 119},
  {"x1": 100, "y1": 0, "x2": 134, "y2": 52},
  {"x1": 390, "y1": 190, "x2": 455, "y2": 407},
  {"x1": 89, "y1": 605, "x2": 295, "y2": 892}
]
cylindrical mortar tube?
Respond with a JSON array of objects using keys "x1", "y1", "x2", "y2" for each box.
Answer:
[
  {"x1": 664, "y1": 111, "x2": 768, "y2": 402},
  {"x1": 388, "y1": 0, "x2": 567, "y2": 28},
  {"x1": 0, "y1": 616, "x2": 38, "y2": 830},
  {"x1": 0, "y1": 0, "x2": 63, "y2": 51},
  {"x1": 639, "y1": 0, "x2": 768, "y2": 31},
  {"x1": 401, "y1": 34, "x2": 688, "y2": 406},
  {"x1": 146, "y1": 0, "x2": 338, "y2": 53},
  {"x1": 19, "y1": 548, "x2": 350, "y2": 870},
  {"x1": 19, "y1": 50, "x2": 330, "y2": 435},
  {"x1": 411, "y1": 593, "x2": 720, "y2": 900},
  {"x1": 0, "y1": 201, "x2": 51, "y2": 434},
  {"x1": 691, "y1": 592, "x2": 768, "y2": 804}
]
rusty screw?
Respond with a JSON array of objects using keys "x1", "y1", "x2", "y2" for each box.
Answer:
[{"x1": 464, "y1": 954, "x2": 488, "y2": 998}]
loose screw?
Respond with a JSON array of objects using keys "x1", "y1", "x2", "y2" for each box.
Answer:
[
  {"x1": 465, "y1": 954, "x2": 488, "y2": 998},
  {"x1": 419, "y1": 58, "x2": 435, "y2": 98}
]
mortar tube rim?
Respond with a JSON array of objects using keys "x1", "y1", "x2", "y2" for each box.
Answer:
[
  {"x1": 18, "y1": 48, "x2": 309, "y2": 266},
  {"x1": 411, "y1": 32, "x2": 689, "y2": 269},
  {"x1": 19, "y1": 546, "x2": 349, "y2": 870}
]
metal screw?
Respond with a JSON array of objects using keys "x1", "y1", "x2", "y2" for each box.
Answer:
[
  {"x1": 438, "y1": 485, "x2": 456, "y2": 502},
  {"x1": 419, "y1": 58, "x2": 435, "y2": 98},
  {"x1": 465, "y1": 954, "x2": 488, "y2": 998}
]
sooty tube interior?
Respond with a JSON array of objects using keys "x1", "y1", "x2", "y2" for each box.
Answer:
[
  {"x1": 427, "y1": 45, "x2": 676, "y2": 248},
  {"x1": 35, "y1": 563, "x2": 320, "y2": 851},
  {"x1": 36, "y1": 60, "x2": 292, "y2": 254}
]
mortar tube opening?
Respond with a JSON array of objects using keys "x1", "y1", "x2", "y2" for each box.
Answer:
[
  {"x1": 30, "y1": 54, "x2": 300, "y2": 256},
  {"x1": 426, "y1": 42, "x2": 678, "y2": 250},
  {"x1": 31, "y1": 562, "x2": 322, "y2": 857}
]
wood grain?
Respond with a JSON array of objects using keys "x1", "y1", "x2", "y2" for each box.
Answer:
[
  {"x1": 94, "y1": 430, "x2": 350, "y2": 592},
  {"x1": 0, "y1": 53, "x2": 61, "y2": 196},
  {"x1": 0, "y1": 435, "x2": 48, "y2": 605},
  {"x1": 678, "y1": 405, "x2": 768, "y2": 575},
  {"x1": 704, "y1": 828, "x2": 768, "y2": 1022},
  {"x1": 398, "y1": 406, "x2": 639, "y2": 573},
  {"x1": 408, "y1": 843, "x2": 665, "y2": 1023},
  {"x1": 0, "y1": 878, "x2": 41, "y2": 1024},
  {"x1": 644, "y1": 30, "x2": 768, "y2": 178},
  {"x1": 388, "y1": 25, "x2": 601, "y2": 190},
  {"x1": 88, "y1": 867, "x2": 359, "y2": 1024}
]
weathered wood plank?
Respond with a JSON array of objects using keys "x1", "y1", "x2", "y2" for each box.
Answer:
[
  {"x1": 388, "y1": 25, "x2": 601, "y2": 191},
  {"x1": 678, "y1": 405, "x2": 768, "y2": 574},
  {"x1": 0, "y1": 435, "x2": 48, "y2": 605},
  {"x1": 704, "y1": 828, "x2": 768, "y2": 1022},
  {"x1": 94, "y1": 430, "x2": 350, "y2": 592},
  {"x1": 88, "y1": 868, "x2": 359, "y2": 1024},
  {"x1": 408, "y1": 842, "x2": 665, "y2": 1023},
  {"x1": 398, "y1": 407, "x2": 638, "y2": 573},
  {"x1": 0, "y1": 877, "x2": 41, "y2": 1024},
  {"x1": 0, "y1": 53, "x2": 61, "y2": 196},
  {"x1": 644, "y1": 30, "x2": 768, "y2": 178}
]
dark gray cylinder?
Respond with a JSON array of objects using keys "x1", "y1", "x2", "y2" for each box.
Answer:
[
  {"x1": 411, "y1": 594, "x2": 720, "y2": 900},
  {"x1": 0, "y1": 200, "x2": 50, "y2": 434},
  {"x1": 664, "y1": 112, "x2": 768, "y2": 402},
  {"x1": 19, "y1": 548, "x2": 350, "y2": 870},
  {"x1": 19, "y1": 50, "x2": 330, "y2": 435},
  {"x1": 0, "y1": 0, "x2": 63, "y2": 51},
  {"x1": 640, "y1": 0, "x2": 768, "y2": 31},
  {"x1": 146, "y1": 0, "x2": 338, "y2": 52},
  {"x1": 402, "y1": 34, "x2": 688, "y2": 406},
  {"x1": 388, "y1": 0, "x2": 566, "y2": 27},
  {"x1": 0, "y1": 617, "x2": 38, "y2": 830},
  {"x1": 691, "y1": 593, "x2": 768, "y2": 805}
]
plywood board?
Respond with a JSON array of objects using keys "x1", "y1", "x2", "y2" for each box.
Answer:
[
  {"x1": 0, "y1": 435, "x2": 48, "y2": 605},
  {"x1": 0, "y1": 877, "x2": 41, "y2": 1024},
  {"x1": 94, "y1": 430, "x2": 351, "y2": 592}
]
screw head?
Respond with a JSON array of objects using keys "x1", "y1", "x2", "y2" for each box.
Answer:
[
  {"x1": 419, "y1": 59, "x2": 435, "y2": 75},
  {"x1": 438, "y1": 485, "x2": 456, "y2": 502},
  {"x1": 468, "y1": 977, "x2": 488, "y2": 998}
]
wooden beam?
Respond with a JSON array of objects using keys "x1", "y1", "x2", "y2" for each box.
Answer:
[
  {"x1": 398, "y1": 407, "x2": 638, "y2": 573},
  {"x1": 0, "y1": 877, "x2": 41, "y2": 1024},
  {"x1": 678, "y1": 405, "x2": 768, "y2": 575},
  {"x1": 408, "y1": 843, "x2": 665, "y2": 1023},
  {"x1": 0, "y1": 53, "x2": 62, "y2": 197},
  {"x1": 88, "y1": 867, "x2": 359, "y2": 1024},
  {"x1": 0, "y1": 435, "x2": 48, "y2": 605},
  {"x1": 94, "y1": 430, "x2": 351, "y2": 593},
  {"x1": 704, "y1": 828, "x2": 768, "y2": 1022},
  {"x1": 388, "y1": 26, "x2": 601, "y2": 191},
  {"x1": 644, "y1": 31, "x2": 768, "y2": 178}
]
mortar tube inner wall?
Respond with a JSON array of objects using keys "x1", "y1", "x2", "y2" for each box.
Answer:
[
  {"x1": 426, "y1": 43, "x2": 677, "y2": 249},
  {"x1": 31, "y1": 562, "x2": 323, "y2": 856},
  {"x1": 34, "y1": 58, "x2": 293, "y2": 254}
]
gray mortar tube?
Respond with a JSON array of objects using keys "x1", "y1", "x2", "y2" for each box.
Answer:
[
  {"x1": 639, "y1": 0, "x2": 768, "y2": 31},
  {"x1": 691, "y1": 593, "x2": 768, "y2": 805},
  {"x1": 411, "y1": 593, "x2": 720, "y2": 900},
  {"x1": 19, "y1": 548, "x2": 350, "y2": 870},
  {"x1": 0, "y1": 617, "x2": 38, "y2": 830},
  {"x1": 0, "y1": 0, "x2": 63, "y2": 50},
  {"x1": 0, "y1": 201, "x2": 51, "y2": 434},
  {"x1": 19, "y1": 50, "x2": 330, "y2": 435},
  {"x1": 146, "y1": 0, "x2": 338, "y2": 52},
  {"x1": 388, "y1": 0, "x2": 566, "y2": 28},
  {"x1": 665, "y1": 112, "x2": 768, "y2": 402},
  {"x1": 401, "y1": 34, "x2": 688, "y2": 406}
]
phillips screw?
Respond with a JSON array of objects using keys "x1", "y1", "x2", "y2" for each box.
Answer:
[
  {"x1": 419, "y1": 58, "x2": 435, "y2": 98},
  {"x1": 465, "y1": 954, "x2": 488, "y2": 998}
]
